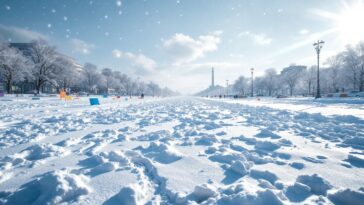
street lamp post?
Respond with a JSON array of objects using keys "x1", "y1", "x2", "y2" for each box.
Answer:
[
  {"x1": 226, "y1": 80, "x2": 229, "y2": 97},
  {"x1": 251, "y1": 68, "x2": 254, "y2": 97},
  {"x1": 313, "y1": 40, "x2": 324, "y2": 99}
]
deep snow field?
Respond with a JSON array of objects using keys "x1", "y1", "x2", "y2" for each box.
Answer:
[{"x1": 0, "y1": 96, "x2": 364, "y2": 205}]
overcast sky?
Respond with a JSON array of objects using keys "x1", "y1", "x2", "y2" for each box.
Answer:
[{"x1": 1, "y1": 0, "x2": 363, "y2": 93}]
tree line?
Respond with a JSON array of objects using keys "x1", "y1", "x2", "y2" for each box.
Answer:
[
  {"x1": 0, "y1": 40, "x2": 178, "y2": 96},
  {"x1": 232, "y1": 41, "x2": 364, "y2": 96}
]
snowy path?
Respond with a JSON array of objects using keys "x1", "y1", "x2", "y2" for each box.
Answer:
[{"x1": 0, "y1": 96, "x2": 364, "y2": 204}]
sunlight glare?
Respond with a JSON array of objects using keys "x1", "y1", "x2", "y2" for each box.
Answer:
[{"x1": 335, "y1": 1, "x2": 364, "y2": 45}]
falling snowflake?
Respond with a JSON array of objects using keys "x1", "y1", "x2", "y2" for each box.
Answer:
[
  {"x1": 51, "y1": 9, "x2": 56, "y2": 13},
  {"x1": 116, "y1": 0, "x2": 122, "y2": 7},
  {"x1": 104, "y1": 15, "x2": 108, "y2": 19},
  {"x1": 118, "y1": 10, "x2": 122, "y2": 15},
  {"x1": 145, "y1": 11, "x2": 149, "y2": 16},
  {"x1": 105, "y1": 32, "x2": 110, "y2": 36},
  {"x1": 64, "y1": 16, "x2": 68, "y2": 21},
  {"x1": 47, "y1": 24, "x2": 52, "y2": 28},
  {"x1": 5, "y1": 5, "x2": 10, "y2": 10},
  {"x1": 176, "y1": 0, "x2": 180, "y2": 4}
]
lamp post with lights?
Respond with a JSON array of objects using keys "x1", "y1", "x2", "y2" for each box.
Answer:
[
  {"x1": 226, "y1": 80, "x2": 229, "y2": 97},
  {"x1": 250, "y1": 68, "x2": 254, "y2": 97},
  {"x1": 313, "y1": 40, "x2": 324, "y2": 99}
]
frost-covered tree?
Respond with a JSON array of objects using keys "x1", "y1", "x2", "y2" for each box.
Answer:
[
  {"x1": 325, "y1": 55, "x2": 342, "y2": 92},
  {"x1": 355, "y1": 42, "x2": 364, "y2": 91},
  {"x1": 29, "y1": 40, "x2": 58, "y2": 94},
  {"x1": 136, "y1": 81, "x2": 146, "y2": 95},
  {"x1": 101, "y1": 68, "x2": 114, "y2": 94},
  {"x1": 50, "y1": 55, "x2": 80, "y2": 92},
  {"x1": 302, "y1": 66, "x2": 316, "y2": 95},
  {"x1": 262, "y1": 68, "x2": 278, "y2": 96},
  {"x1": 340, "y1": 43, "x2": 364, "y2": 91},
  {"x1": 147, "y1": 81, "x2": 160, "y2": 96},
  {"x1": 233, "y1": 76, "x2": 248, "y2": 95},
  {"x1": 281, "y1": 65, "x2": 305, "y2": 96},
  {"x1": 83, "y1": 63, "x2": 100, "y2": 94},
  {"x1": 0, "y1": 44, "x2": 31, "y2": 93}
]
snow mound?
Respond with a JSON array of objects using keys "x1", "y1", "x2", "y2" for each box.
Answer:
[
  {"x1": 255, "y1": 140, "x2": 280, "y2": 151},
  {"x1": 192, "y1": 183, "x2": 217, "y2": 203},
  {"x1": 21, "y1": 143, "x2": 68, "y2": 161},
  {"x1": 136, "y1": 142, "x2": 183, "y2": 164},
  {"x1": 289, "y1": 162, "x2": 305, "y2": 170},
  {"x1": 328, "y1": 188, "x2": 364, "y2": 205},
  {"x1": 4, "y1": 169, "x2": 91, "y2": 204},
  {"x1": 114, "y1": 183, "x2": 152, "y2": 205},
  {"x1": 345, "y1": 154, "x2": 364, "y2": 168},
  {"x1": 229, "y1": 159, "x2": 252, "y2": 175},
  {"x1": 208, "y1": 153, "x2": 241, "y2": 164},
  {"x1": 296, "y1": 174, "x2": 332, "y2": 195},
  {"x1": 195, "y1": 135, "x2": 219, "y2": 146},
  {"x1": 255, "y1": 129, "x2": 281, "y2": 139},
  {"x1": 137, "y1": 130, "x2": 171, "y2": 141},
  {"x1": 217, "y1": 189, "x2": 284, "y2": 205},
  {"x1": 250, "y1": 169, "x2": 278, "y2": 184},
  {"x1": 285, "y1": 182, "x2": 311, "y2": 202},
  {"x1": 101, "y1": 151, "x2": 130, "y2": 165}
]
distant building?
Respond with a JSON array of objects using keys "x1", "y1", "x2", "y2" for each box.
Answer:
[
  {"x1": 280, "y1": 65, "x2": 307, "y2": 75},
  {"x1": 9, "y1": 43, "x2": 34, "y2": 57}
]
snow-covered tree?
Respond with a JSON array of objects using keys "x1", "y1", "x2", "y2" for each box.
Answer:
[
  {"x1": 147, "y1": 81, "x2": 160, "y2": 96},
  {"x1": 281, "y1": 65, "x2": 306, "y2": 96},
  {"x1": 302, "y1": 66, "x2": 316, "y2": 95},
  {"x1": 101, "y1": 68, "x2": 114, "y2": 94},
  {"x1": 233, "y1": 76, "x2": 248, "y2": 95},
  {"x1": 83, "y1": 63, "x2": 100, "y2": 94},
  {"x1": 325, "y1": 55, "x2": 342, "y2": 92},
  {"x1": 50, "y1": 55, "x2": 80, "y2": 92},
  {"x1": 340, "y1": 43, "x2": 364, "y2": 91},
  {"x1": 0, "y1": 44, "x2": 31, "y2": 93},
  {"x1": 29, "y1": 40, "x2": 58, "y2": 94},
  {"x1": 262, "y1": 68, "x2": 278, "y2": 96}
]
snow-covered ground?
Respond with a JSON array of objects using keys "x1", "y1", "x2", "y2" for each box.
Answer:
[{"x1": 0, "y1": 96, "x2": 364, "y2": 205}]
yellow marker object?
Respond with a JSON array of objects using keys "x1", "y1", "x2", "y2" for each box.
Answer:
[{"x1": 65, "y1": 95, "x2": 73, "y2": 101}]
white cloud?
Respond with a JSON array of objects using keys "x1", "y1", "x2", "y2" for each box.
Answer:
[
  {"x1": 70, "y1": 38, "x2": 95, "y2": 54},
  {"x1": 112, "y1": 49, "x2": 123, "y2": 58},
  {"x1": 299, "y1": 29, "x2": 310, "y2": 35},
  {"x1": 163, "y1": 32, "x2": 221, "y2": 64},
  {"x1": 124, "y1": 52, "x2": 156, "y2": 71},
  {"x1": 112, "y1": 49, "x2": 157, "y2": 75},
  {"x1": 238, "y1": 31, "x2": 272, "y2": 46},
  {"x1": 0, "y1": 24, "x2": 49, "y2": 42}
]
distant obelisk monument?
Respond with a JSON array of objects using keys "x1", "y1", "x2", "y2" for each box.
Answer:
[{"x1": 211, "y1": 67, "x2": 215, "y2": 88}]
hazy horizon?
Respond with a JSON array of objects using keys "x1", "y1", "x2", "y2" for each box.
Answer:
[{"x1": 1, "y1": 0, "x2": 364, "y2": 94}]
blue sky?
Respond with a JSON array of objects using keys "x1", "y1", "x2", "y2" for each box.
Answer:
[{"x1": 1, "y1": 0, "x2": 364, "y2": 93}]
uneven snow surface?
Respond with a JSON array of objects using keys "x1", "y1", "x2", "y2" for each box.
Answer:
[{"x1": 0, "y1": 96, "x2": 364, "y2": 205}]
